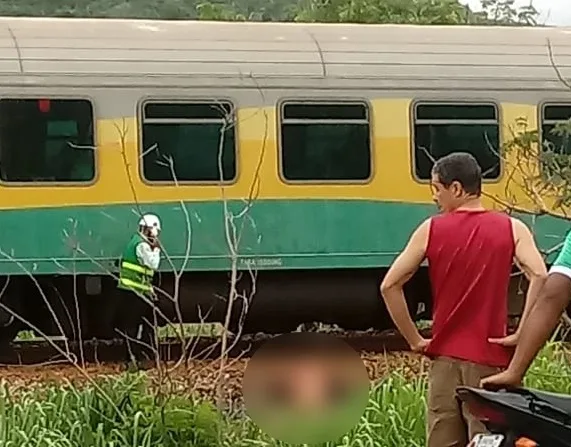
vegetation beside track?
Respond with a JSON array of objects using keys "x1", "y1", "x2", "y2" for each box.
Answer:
[{"x1": 0, "y1": 341, "x2": 570, "y2": 446}]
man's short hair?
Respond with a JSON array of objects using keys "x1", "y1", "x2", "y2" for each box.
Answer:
[{"x1": 431, "y1": 152, "x2": 482, "y2": 196}]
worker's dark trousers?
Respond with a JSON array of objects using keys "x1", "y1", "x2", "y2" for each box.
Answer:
[{"x1": 117, "y1": 287, "x2": 158, "y2": 365}]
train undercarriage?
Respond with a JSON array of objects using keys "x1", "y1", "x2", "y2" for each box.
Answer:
[{"x1": 0, "y1": 266, "x2": 557, "y2": 346}]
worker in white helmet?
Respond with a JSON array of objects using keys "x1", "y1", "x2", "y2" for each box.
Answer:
[
  {"x1": 118, "y1": 213, "x2": 162, "y2": 292},
  {"x1": 117, "y1": 213, "x2": 162, "y2": 366}
]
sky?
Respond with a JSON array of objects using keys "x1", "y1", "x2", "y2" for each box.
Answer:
[{"x1": 463, "y1": 0, "x2": 571, "y2": 26}]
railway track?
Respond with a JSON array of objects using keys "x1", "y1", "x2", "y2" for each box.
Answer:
[{"x1": 0, "y1": 329, "x2": 432, "y2": 366}]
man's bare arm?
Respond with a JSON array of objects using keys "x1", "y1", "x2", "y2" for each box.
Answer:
[
  {"x1": 380, "y1": 219, "x2": 430, "y2": 350},
  {"x1": 513, "y1": 274, "x2": 571, "y2": 375},
  {"x1": 483, "y1": 229, "x2": 571, "y2": 388},
  {"x1": 483, "y1": 274, "x2": 571, "y2": 388},
  {"x1": 511, "y1": 218, "x2": 548, "y2": 332},
  {"x1": 506, "y1": 229, "x2": 571, "y2": 379}
]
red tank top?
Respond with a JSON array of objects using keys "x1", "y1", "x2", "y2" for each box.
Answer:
[{"x1": 424, "y1": 209, "x2": 515, "y2": 368}]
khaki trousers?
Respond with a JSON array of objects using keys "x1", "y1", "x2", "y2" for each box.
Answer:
[{"x1": 426, "y1": 356, "x2": 503, "y2": 447}]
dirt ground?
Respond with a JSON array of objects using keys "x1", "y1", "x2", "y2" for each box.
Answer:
[{"x1": 0, "y1": 351, "x2": 427, "y2": 406}]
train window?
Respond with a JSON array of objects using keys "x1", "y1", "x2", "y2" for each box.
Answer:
[
  {"x1": 280, "y1": 102, "x2": 371, "y2": 181},
  {"x1": 541, "y1": 104, "x2": 571, "y2": 154},
  {"x1": 141, "y1": 101, "x2": 236, "y2": 183},
  {"x1": 0, "y1": 98, "x2": 95, "y2": 183},
  {"x1": 413, "y1": 103, "x2": 500, "y2": 180}
]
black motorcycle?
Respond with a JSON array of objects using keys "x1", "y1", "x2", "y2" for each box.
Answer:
[{"x1": 456, "y1": 385, "x2": 571, "y2": 446}]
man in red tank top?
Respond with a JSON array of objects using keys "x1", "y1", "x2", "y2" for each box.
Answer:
[{"x1": 380, "y1": 153, "x2": 547, "y2": 447}]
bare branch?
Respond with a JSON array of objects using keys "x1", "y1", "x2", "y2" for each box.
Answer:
[
  {"x1": 547, "y1": 38, "x2": 571, "y2": 91},
  {"x1": 212, "y1": 75, "x2": 268, "y2": 409}
]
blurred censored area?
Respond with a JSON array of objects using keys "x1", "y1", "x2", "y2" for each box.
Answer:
[{"x1": 243, "y1": 332, "x2": 370, "y2": 444}]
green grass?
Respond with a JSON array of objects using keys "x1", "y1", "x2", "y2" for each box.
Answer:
[
  {"x1": 246, "y1": 384, "x2": 370, "y2": 445},
  {"x1": 15, "y1": 323, "x2": 226, "y2": 342},
  {"x1": 14, "y1": 330, "x2": 37, "y2": 341},
  {"x1": 156, "y1": 323, "x2": 226, "y2": 339},
  {"x1": 1, "y1": 342, "x2": 570, "y2": 447}
]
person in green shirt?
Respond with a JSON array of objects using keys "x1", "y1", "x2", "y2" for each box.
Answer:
[
  {"x1": 482, "y1": 229, "x2": 571, "y2": 388},
  {"x1": 117, "y1": 213, "x2": 162, "y2": 367}
]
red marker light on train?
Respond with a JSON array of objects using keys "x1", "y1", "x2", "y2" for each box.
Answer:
[{"x1": 38, "y1": 99, "x2": 50, "y2": 113}]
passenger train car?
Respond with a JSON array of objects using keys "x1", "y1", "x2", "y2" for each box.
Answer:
[{"x1": 0, "y1": 16, "x2": 569, "y2": 342}]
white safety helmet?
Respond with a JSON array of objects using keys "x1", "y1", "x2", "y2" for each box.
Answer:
[{"x1": 139, "y1": 213, "x2": 161, "y2": 236}]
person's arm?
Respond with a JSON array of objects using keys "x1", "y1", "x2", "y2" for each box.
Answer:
[
  {"x1": 136, "y1": 241, "x2": 161, "y2": 271},
  {"x1": 488, "y1": 219, "x2": 548, "y2": 347},
  {"x1": 380, "y1": 219, "x2": 430, "y2": 351},
  {"x1": 511, "y1": 219, "x2": 548, "y2": 332},
  {"x1": 511, "y1": 274, "x2": 570, "y2": 372},
  {"x1": 482, "y1": 230, "x2": 571, "y2": 387}
]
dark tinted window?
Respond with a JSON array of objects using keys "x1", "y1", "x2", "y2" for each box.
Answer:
[
  {"x1": 542, "y1": 104, "x2": 571, "y2": 154},
  {"x1": 141, "y1": 101, "x2": 236, "y2": 183},
  {"x1": 413, "y1": 103, "x2": 500, "y2": 180},
  {"x1": 0, "y1": 99, "x2": 95, "y2": 183},
  {"x1": 280, "y1": 102, "x2": 371, "y2": 181}
]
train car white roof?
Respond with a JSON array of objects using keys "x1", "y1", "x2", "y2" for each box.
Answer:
[{"x1": 0, "y1": 16, "x2": 570, "y2": 81}]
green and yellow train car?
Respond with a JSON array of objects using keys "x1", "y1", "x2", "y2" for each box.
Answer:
[{"x1": 0, "y1": 16, "x2": 569, "y2": 340}]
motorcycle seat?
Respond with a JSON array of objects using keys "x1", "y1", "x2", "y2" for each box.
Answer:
[
  {"x1": 458, "y1": 387, "x2": 571, "y2": 417},
  {"x1": 531, "y1": 389, "x2": 571, "y2": 416},
  {"x1": 458, "y1": 386, "x2": 571, "y2": 417}
]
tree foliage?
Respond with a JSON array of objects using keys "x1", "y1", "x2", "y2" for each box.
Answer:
[
  {"x1": 293, "y1": 0, "x2": 538, "y2": 25},
  {"x1": 479, "y1": 0, "x2": 539, "y2": 26},
  {"x1": 498, "y1": 117, "x2": 571, "y2": 221},
  {"x1": 0, "y1": 0, "x2": 539, "y2": 25}
]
